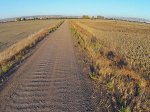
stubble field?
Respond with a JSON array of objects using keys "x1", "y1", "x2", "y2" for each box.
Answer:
[
  {"x1": 77, "y1": 19, "x2": 150, "y2": 80},
  {"x1": 70, "y1": 19, "x2": 150, "y2": 111},
  {"x1": 0, "y1": 20, "x2": 58, "y2": 51}
]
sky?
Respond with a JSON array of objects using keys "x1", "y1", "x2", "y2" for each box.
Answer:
[{"x1": 0, "y1": 0, "x2": 150, "y2": 19}]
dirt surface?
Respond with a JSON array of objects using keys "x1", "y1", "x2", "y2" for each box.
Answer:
[
  {"x1": 0, "y1": 21, "x2": 95, "y2": 112},
  {"x1": 0, "y1": 20, "x2": 58, "y2": 51}
]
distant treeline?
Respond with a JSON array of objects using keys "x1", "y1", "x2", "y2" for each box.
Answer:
[
  {"x1": 16, "y1": 17, "x2": 61, "y2": 21},
  {"x1": 15, "y1": 15, "x2": 106, "y2": 21}
]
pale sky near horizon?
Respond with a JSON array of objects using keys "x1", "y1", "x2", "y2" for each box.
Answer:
[{"x1": 0, "y1": 0, "x2": 150, "y2": 19}]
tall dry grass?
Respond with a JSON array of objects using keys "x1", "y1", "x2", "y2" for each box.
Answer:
[
  {"x1": 80, "y1": 20, "x2": 150, "y2": 81},
  {"x1": 0, "y1": 20, "x2": 63, "y2": 79},
  {"x1": 70, "y1": 20, "x2": 149, "y2": 112}
]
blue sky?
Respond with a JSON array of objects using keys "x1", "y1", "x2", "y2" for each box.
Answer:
[{"x1": 0, "y1": 0, "x2": 150, "y2": 19}]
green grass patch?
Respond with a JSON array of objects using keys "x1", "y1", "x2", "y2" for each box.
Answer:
[
  {"x1": 1, "y1": 62, "x2": 13, "y2": 73},
  {"x1": 89, "y1": 72, "x2": 97, "y2": 80}
]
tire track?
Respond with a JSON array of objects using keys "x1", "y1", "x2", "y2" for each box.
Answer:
[{"x1": 0, "y1": 21, "x2": 95, "y2": 112}]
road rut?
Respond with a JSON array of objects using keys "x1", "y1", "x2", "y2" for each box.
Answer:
[{"x1": 0, "y1": 21, "x2": 95, "y2": 112}]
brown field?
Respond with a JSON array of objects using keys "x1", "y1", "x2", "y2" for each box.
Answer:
[
  {"x1": 0, "y1": 20, "x2": 58, "y2": 51},
  {"x1": 0, "y1": 20, "x2": 63, "y2": 78},
  {"x1": 76, "y1": 19, "x2": 150, "y2": 80},
  {"x1": 70, "y1": 19, "x2": 150, "y2": 111},
  {"x1": 0, "y1": 18, "x2": 149, "y2": 111}
]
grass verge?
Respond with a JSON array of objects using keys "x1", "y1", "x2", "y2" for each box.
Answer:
[
  {"x1": 0, "y1": 20, "x2": 64, "y2": 83},
  {"x1": 70, "y1": 21, "x2": 149, "y2": 112}
]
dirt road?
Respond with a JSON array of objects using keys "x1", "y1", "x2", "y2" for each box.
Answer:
[{"x1": 0, "y1": 21, "x2": 95, "y2": 112}]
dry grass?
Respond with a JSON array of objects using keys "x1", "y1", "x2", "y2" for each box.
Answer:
[
  {"x1": 0, "y1": 20, "x2": 59, "y2": 51},
  {"x1": 79, "y1": 19, "x2": 150, "y2": 81},
  {"x1": 70, "y1": 20, "x2": 149, "y2": 112},
  {"x1": 0, "y1": 20, "x2": 63, "y2": 78}
]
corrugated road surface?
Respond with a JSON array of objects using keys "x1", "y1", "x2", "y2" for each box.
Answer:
[{"x1": 0, "y1": 21, "x2": 95, "y2": 112}]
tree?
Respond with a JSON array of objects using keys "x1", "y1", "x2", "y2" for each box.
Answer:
[
  {"x1": 33, "y1": 17, "x2": 40, "y2": 20},
  {"x1": 82, "y1": 15, "x2": 90, "y2": 19},
  {"x1": 22, "y1": 18, "x2": 26, "y2": 21},
  {"x1": 16, "y1": 18, "x2": 21, "y2": 21},
  {"x1": 97, "y1": 16, "x2": 104, "y2": 19},
  {"x1": 91, "y1": 16, "x2": 95, "y2": 20}
]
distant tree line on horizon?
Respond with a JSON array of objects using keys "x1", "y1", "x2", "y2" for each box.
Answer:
[
  {"x1": 15, "y1": 15, "x2": 106, "y2": 21},
  {"x1": 16, "y1": 17, "x2": 50, "y2": 21},
  {"x1": 82, "y1": 15, "x2": 105, "y2": 19}
]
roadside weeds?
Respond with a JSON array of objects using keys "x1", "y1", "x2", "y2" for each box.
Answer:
[
  {"x1": 0, "y1": 20, "x2": 64, "y2": 84},
  {"x1": 70, "y1": 21, "x2": 149, "y2": 112}
]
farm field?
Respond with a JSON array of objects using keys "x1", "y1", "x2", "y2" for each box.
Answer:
[
  {"x1": 70, "y1": 20, "x2": 150, "y2": 111},
  {"x1": 0, "y1": 19, "x2": 149, "y2": 111},
  {"x1": 76, "y1": 19, "x2": 150, "y2": 80},
  {"x1": 0, "y1": 0, "x2": 149, "y2": 111},
  {"x1": 0, "y1": 20, "x2": 58, "y2": 51},
  {"x1": 0, "y1": 21, "x2": 97, "y2": 112}
]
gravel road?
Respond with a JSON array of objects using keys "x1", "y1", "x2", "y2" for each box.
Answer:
[{"x1": 0, "y1": 21, "x2": 95, "y2": 112}]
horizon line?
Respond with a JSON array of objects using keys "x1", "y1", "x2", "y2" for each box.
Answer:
[{"x1": 0, "y1": 14, "x2": 150, "y2": 21}]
